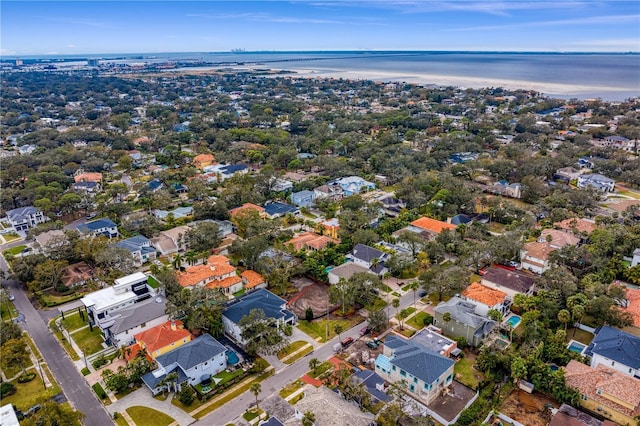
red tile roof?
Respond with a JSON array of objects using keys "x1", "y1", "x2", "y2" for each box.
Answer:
[
  {"x1": 229, "y1": 203, "x2": 265, "y2": 217},
  {"x1": 134, "y1": 320, "x2": 192, "y2": 356},
  {"x1": 461, "y1": 282, "x2": 507, "y2": 307},
  {"x1": 623, "y1": 287, "x2": 640, "y2": 327},
  {"x1": 410, "y1": 217, "x2": 456, "y2": 234},
  {"x1": 177, "y1": 255, "x2": 237, "y2": 287},
  {"x1": 285, "y1": 231, "x2": 338, "y2": 251},
  {"x1": 241, "y1": 270, "x2": 265, "y2": 289}
]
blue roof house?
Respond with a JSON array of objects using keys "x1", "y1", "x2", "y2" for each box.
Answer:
[
  {"x1": 116, "y1": 235, "x2": 157, "y2": 266},
  {"x1": 332, "y1": 176, "x2": 375, "y2": 196},
  {"x1": 375, "y1": 334, "x2": 455, "y2": 405},
  {"x1": 290, "y1": 190, "x2": 316, "y2": 208},
  {"x1": 584, "y1": 326, "x2": 640, "y2": 379},
  {"x1": 351, "y1": 370, "x2": 392, "y2": 405},
  {"x1": 222, "y1": 289, "x2": 296, "y2": 347},
  {"x1": 142, "y1": 334, "x2": 227, "y2": 395},
  {"x1": 263, "y1": 202, "x2": 300, "y2": 219},
  {"x1": 76, "y1": 218, "x2": 119, "y2": 239}
]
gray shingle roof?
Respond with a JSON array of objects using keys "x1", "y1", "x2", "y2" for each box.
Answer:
[
  {"x1": 6, "y1": 206, "x2": 38, "y2": 222},
  {"x1": 384, "y1": 334, "x2": 454, "y2": 384},
  {"x1": 481, "y1": 267, "x2": 535, "y2": 293},
  {"x1": 434, "y1": 297, "x2": 498, "y2": 331},
  {"x1": 155, "y1": 334, "x2": 226, "y2": 371},
  {"x1": 351, "y1": 244, "x2": 385, "y2": 263},
  {"x1": 584, "y1": 325, "x2": 640, "y2": 369},
  {"x1": 108, "y1": 296, "x2": 167, "y2": 334},
  {"x1": 223, "y1": 289, "x2": 292, "y2": 324}
]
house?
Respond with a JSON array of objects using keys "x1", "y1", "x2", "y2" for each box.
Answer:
[
  {"x1": 202, "y1": 163, "x2": 249, "y2": 181},
  {"x1": 177, "y1": 255, "x2": 242, "y2": 295},
  {"x1": 492, "y1": 180, "x2": 522, "y2": 199},
  {"x1": 622, "y1": 287, "x2": 640, "y2": 328},
  {"x1": 151, "y1": 225, "x2": 191, "y2": 255},
  {"x1": 240, "y1": 270, "x2": 267, "y2": 291},
  {"x1": 375, "y1": 334, "x2": 455, "y2": 405},
  {"x1": 433, "y1": 297, "x2": 497, "y2": 346},
  {"x1": 287, "y1": 385, "x2": 375, "y2": 426},
  {"x1": 285, "y1": 231, "x2": 337, "y2": 252},
  {"x1": 102, "y1": 295, "x2": 169, "y2": 347},
  {"x1": 290, "y1": 190, "x2": 316, "y2": 208},
  {"x1": 564, "y1": 360, "x2": 640, "y2": 426},
  {"x1": 313, "y1": 184, "x2": 343, "y2": 200},
  {"x1": 350, "y1": 370, "x2": 392, "y2": 405},
  {"x1": 520, "y1": 229, "x2": 579, "y2": 274},
  {"x1": 74, "y1": 171, "x2": 102, "y2": 183},
  {"x1": 34, "y1": 229, "x2": 68, "y2": 255},
  {"x1": 222, "y1": 289, "x2": 296, "y2": 346},
  {"x1": 130, "y1": 319, "x2": 193, "y2": 359},
  {"x1": 632, "y1": 248, "x2": 640, "y2": 267},
  {"x1": 60, "y1": 262, "x2": 93, "y2": 288},
  {"x1": 449, "y1": 214, "x2": 472, "y2": 226},
  {"x1": 81, "y1": 272, "x2": 154, "y2": 326},
  {"x1": 411, "y1": 326, "x2": 459, "y2": 358},
  {"x1": 116, "y1": 235, "x2": 157, "y2": 266},
  {"x1": 270, "y1": 178, "x2": 294, "y2": 193},
  {"x1": 583, "y1": 326, "x2": 640, "y2": 379},
  {"x1": 555, "y1": 217, "x2": 598, "y2": 237},
  {"x1": 73, "y1": 181, "x2": 101, "y2": 193},
  {"x1": 142, "y1": 334, "x2": 227, "y2": 395},
  {"x1": 153, "y1": 206, "x2": 193, "y2": 220},
  {"x1": 408, "y1": 216, "x2": 456, "y2": 240},
  {"x1": 331, "y1": 176, "x2": 375, "y2": 196},
  {"x1": 229, "y1": 203, "x2": 266, "y2": 219},
  {"x1": 146, "y1": 179, "x2": 164, "y2": 193},
  {"x1": 460, "y1": 282, "x2": 509, "y2": 316},
  {"x1": 328, "y1": 262, "x2": 374, "y2": 285},
  {"x1": 0, "y1": 403, "x2": 20, "y2": 426},
  {"x1": 193, "y1": 153, "x2": 216, "y2": 169},
  {"x1": 480, "y1": 267, "x2": 536, "y2": 298},
  {"x1": 320, "y1": 218, "x2": 340, "y2": 239},
  {"x1": 577, "y1": 174, "x2": 615, "y2": 192},
  {"x1": 554, "y1": 167, "x2": 584, "y2": 183},
  {"x1": 263, "y1": 202, "x2": 299, "y2": 219},
  {"x1": 76, "y1": 218, "x2": 119, "y2": 239},
  {"x1": 379, "y1": 196, "x2": 406, "y2": 217},
  {"x1": 549, "y1": 403, "x2": 618, "y2": 426},
  {"x1": 347, "y1": 243, "x2": 389, "y2": 275},
  {"x1": 5, "y1": 206, "x2": 48, "y2": 231}
]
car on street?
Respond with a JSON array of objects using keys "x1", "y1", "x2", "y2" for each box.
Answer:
[
  {"x1": 8, "y1": 292, "x2": 15, "y2": 301},
  {"x1": 341, "y1": 337, "x2": 354, "y2": 347},
  {"x1": 359, "y1": 326, "x2": 371, "y2": 336}
]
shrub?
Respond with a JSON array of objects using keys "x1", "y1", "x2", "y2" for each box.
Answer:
[
  {"x1": 305, "y1": 307, "x2": 314, "y2": 322},
  {"x1": 92, "y1": 383, "x2": 107, "y2": 399},
  {"x1": 92, "y1": 354, "x2": 108, "y2": 370},
  {"x1": 178, "y1": 385, "x2": 196, "y2": 406},
  {"x1": 423, "y1": 313, "x2": 433, "y2": 326},
  {"x1": 283, "y1": 324, "x2": 293, "y2": 336},
  {"x1": 18, "y1": 373, "x2": 36, "y2": 383},
  {"x1": 455, "y1": 336, "x2": 468, "y2": 349},
  {"x1": 0, "y1": 382, "x2": 16, "y2": 397},
  {"x1": 251, "y1": 358, "x2": 269, "y2": 373},
  {"x1": 81, "y1": 367, "x2": 90, "y2": 376}
]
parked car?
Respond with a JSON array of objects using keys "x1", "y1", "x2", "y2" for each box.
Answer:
[
  {"x1": 341, "y1": 337, "x2": 354, "y2": 347},
  {"x1": 359, "y1": 326, "x2": 371, "y2": 336},
  {"x1": 8, "y1": 293, "x2": 15, "y2": 301},
  {"x1": 366, "y1": 340, "x2": 378, "y2": 349}
]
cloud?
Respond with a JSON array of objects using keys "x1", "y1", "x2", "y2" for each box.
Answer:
[
  {"x1": 187, "y1": 12, "x2": 344, "y2": 24},
  {"x1": 0, "y1": 48, "x2": 17, "y2": 55},
  {"x1": 567, "y1": 38, "x2": 640, "y2": 49},
  {"x1": 448, "y1": 14, "x2": 640, "y2": 31},
  {"x1": 67, "y1": 44, "x2": 76, "y2": 48}
]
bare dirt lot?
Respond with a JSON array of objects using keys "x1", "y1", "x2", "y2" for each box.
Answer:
[
  {"x1": 341, "y1": 337, "x2": 384, "y2": 368},
  {"x1": 288, "y1": 282, "x2": 340, "y2": 319},
  {"x1": 500, "y1": 389, "x2": 559, "y2": 426}
]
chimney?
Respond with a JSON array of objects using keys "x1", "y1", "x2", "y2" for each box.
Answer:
[{"x1": 171, "y1": 320, "x2": 176, "y2": 331}]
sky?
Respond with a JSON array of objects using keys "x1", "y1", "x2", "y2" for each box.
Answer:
[{"x1": 1, "y1": 1, "x2": 639, "y2": 56}]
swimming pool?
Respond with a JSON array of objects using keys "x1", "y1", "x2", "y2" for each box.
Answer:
[
  {"x1": 567, "y1": 340, "x2": 586, "y2": 354},
  {"x1": 504, "y1": 315, "x2": 521, "y2": 329},
  {"x1": 226, "y1": 349, "x2": 240, "y2": 365}
]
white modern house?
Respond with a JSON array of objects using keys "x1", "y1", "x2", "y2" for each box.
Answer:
[
  {"x1": 577, "y1": 174, "x2": 615, "y2": 192},
  {"x1": 5, "y1": 206, "x2": 48, "y2": 232},
  {"x1": 584, "y1": 326, "x2": 640, "y2": 379}
]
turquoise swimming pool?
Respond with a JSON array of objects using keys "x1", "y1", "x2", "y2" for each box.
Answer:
[
  {"x1": 226, "y1": 349, "x2": 240, "y2": 365},
  {"x1": 505, "y1": 315, "x2": 521, "y2": 329},
  {"x1": 568, "y1": 340, "x2": 587, "y2": 354}
]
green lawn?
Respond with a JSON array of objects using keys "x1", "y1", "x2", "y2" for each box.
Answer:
[
  {"x1": 363, "y1": 297, "x2": 387, "y2": 312},
  {"x1": 39, "y1": 291, "x2": 85, "y2": 307},
  {"x1": 2, "y1": 233, "x2": 21, "y2": 243},
  {"x1": 71, "y1": 326, "x2": 104, "y2": 355},
  {"x1": 212, "y1": 369, "x2": 245, "y2": 387},
  {"x1": 277, "y1": 341, "x2": 309, "y2": 360},
  {"x1": 397, "y1": 328, "x2": 415, "y2": 338},
  {"x1": 0, "y1": 374, "x2": 59, "y2": 411},
  {"x1": 308, "y1": 361, "x2": 333, "y2": 379},
  {"x1": 147, "y1": 276, "x2": 160, "y2": 289},
  {"x1": 406, "y1": 311, "x2": 430, "y2": 330},
  {"x1": 397, "y1": 307, "x2": 416, "y2": 319},
  {"x1": 566, "y1": 328, "x2": 594, "y2": 345},
  {"x1": 61, "y1": 312, "x2": 88, "y2": 332},
  {"x1": 242, "y1": 409, "x2": 263, "y2": 422},
  {"x1": 233, "y1": 288, "x2": 246, "y2": 298},
  {"x1": 391, "y1": 291, "x2": 401, "y2": 297},
  {"x1": 3, "y1": 245, "x2": 26, "y2": 256},
  {"x1": 279, "y1": 379, "x2": 304, "y2": 399},
  {"x1": 283, "y1": 346, "x2": 313, "y2": 364},
  {"x1": 126, "y1": 406, "x2": 174, "y2": 426},
  {"x1": 114, "y1": 415, "x2": 129, "y2": 426},
  {"x1": 379, "y1": 284, "x2": 392, "y2": 293},
  {"x1": 470, "y1": 274, "x2": 482, "y2": 284},
  {"x1": 454, "y1": 356, "x2": 483, "y2": 389},
  {"x1": 1, "y1": 299, "x2": 18, "y2": 321},
  {"x1": 297, "y1": 315, "x2": 364, "y2": 343}
]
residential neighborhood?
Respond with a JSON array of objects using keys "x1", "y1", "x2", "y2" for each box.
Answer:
[{"x1": 0, "y1": 56, "x2": 639, "y2": 426}]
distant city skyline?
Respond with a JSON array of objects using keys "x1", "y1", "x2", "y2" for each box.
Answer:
[{"x1": 1, "y1": 1, "x2": 639, "y2": 56}]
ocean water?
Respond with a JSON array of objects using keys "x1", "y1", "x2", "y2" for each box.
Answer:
[{"x1": 15, "y1": 51, "x2": 640, "y2": 100}]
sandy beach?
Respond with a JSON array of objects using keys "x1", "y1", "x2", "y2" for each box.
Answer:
[{"x1": 275, "y1": 66, "x2": 635, "y2": 98}]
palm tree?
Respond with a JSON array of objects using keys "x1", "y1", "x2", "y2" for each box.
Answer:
[
  {"x1": 392, "y1": 298, "x2": 400, "y2": 321},
  {"x1": 409, "y1": 282, "x2": 419, "y2": 307},
  {"x1": 250, "y1": 383, "x2": 262, "y2": 412},
  {"x1": 334, "y1": 324, "x2": 343, "y2": 341},
  {"x1": 571, "y1": 305, "x2": 585, "y2": 338},
  {"x1": 172, "y1": 253, "x2": 183, "y2": 270},
  {"x1": 184, "y1": 250, "x2": 198, "y2": 266},
  {"x1": 302, "y1": 411, "x2": 316, "y2": 426},
  {"x1": 308, "y1": 358, "x2": 320, "y2": 375},
  {"x1": 558, "y1": 309, "x2": 571, "y2": 331},
  {"x1": 442, "y1": 312, "x2": 452, "y2": 334}
]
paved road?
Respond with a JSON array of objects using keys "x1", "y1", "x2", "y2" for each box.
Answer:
[{"x1": 197, "y1": 282, "x2": 422, "y2": 424}]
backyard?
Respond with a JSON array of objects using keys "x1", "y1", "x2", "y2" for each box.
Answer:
[
  {"x1": 453, "y1": 353, "x2": 483, "y2": 389},
  {"x1": 565, "y1": 328, "x2": 594, "y2": 345},
  {"x1": 499, "y1": 389, "x2": 559, "y2": 426}
]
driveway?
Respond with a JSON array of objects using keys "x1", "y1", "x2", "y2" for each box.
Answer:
[{"x1": 107, "y1": 388, "x2": 195, "y2": 426}]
